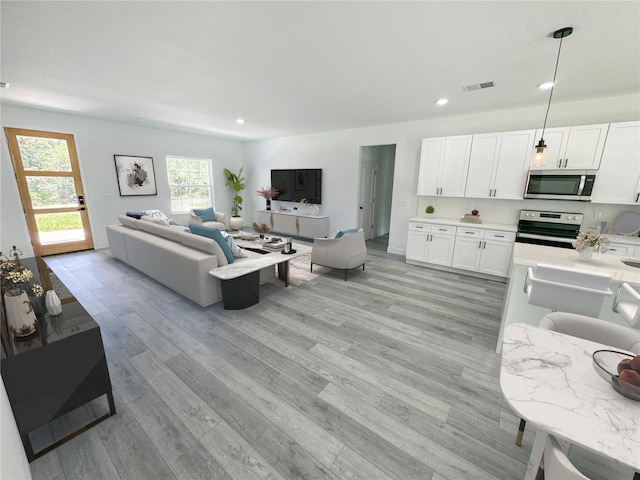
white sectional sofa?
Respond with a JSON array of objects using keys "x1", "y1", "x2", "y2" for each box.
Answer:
[{"x1": 106, "y1": 215, "x2": 275, "y2": 306}]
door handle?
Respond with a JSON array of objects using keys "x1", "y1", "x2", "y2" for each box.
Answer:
[{"x1": 359, "y1": 206, "x2": 363, "y2": 210}]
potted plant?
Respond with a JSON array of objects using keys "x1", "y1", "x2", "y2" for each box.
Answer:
[
  {"x1": 425, "y1": 205, "x2": 435, "y2": 215},
  {"x1": 573, "y1": 229, "x2": 610, "y2": 261},
  {"x1": 257, "y1": 186, "x2": 279, "y2": 211},
  {"x1": 224, "y1": 167, "x2": 245, "y2": 230}
]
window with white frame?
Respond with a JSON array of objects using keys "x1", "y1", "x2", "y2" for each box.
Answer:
[{"x1": 166, "y1": 156, "x2": 213, "y2": 214}]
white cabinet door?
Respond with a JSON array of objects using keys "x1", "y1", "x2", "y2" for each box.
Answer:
[
  {"x1": 428, "y1": 231, "x2": 456, "y2": 266},
  {"x1": 417, "y1": 136, "x2": 472, "y2": 196},
  {"x1": 531, "y1": 127, "x2": 570, "y2": 170},
  {"x1": 406, "y1": 230, "x2": 429, "y2": 261},
  {"x1": 530, "y1": 124, "x2": 608, "y2": 170},
  {"x1": 452, "y1": 235, "x2": 483, "y2": 271},
  {"x1": 440, "y1": 135, "x2": 473, "y2": 197},
  {"x1": 591, "y1": 121, "x2": 640, "y2": 204},
  {"x1": 493, "y1": 130, "x2": 536, "y2": 199},
  {"x1": 479, "y1": 239, "x2": 514, "y2": 277},
  {"x1": 417, "y1": 138, "x2": 445, "y2": 195},
  {"x1": 465, "y1": 133, "x2": 501, "y2": 198},
  {"x1": 563, "y1": 123, "x2": 609, "y2": 169}
]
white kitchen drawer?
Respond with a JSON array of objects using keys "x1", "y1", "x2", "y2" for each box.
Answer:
[
  {"x1": 431, "y1": 225, "x2": 456, "y2": 235},
  {"x1": 485, "y1": 230, "x2": 516, "y2": 242},
  {"x1": 457, "y1": 227, "x2": 483, "y2": 239},
  {"x1": 606, "y1": 243, "x2": 634, "y2": 256},
  {"x1": 409, "y1": 222, "x2": 431, "y2": 232}
]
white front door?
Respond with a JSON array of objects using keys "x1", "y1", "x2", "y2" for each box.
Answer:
[{"x1": 358, "y1": 159, "x2": 376, "y2": 240}]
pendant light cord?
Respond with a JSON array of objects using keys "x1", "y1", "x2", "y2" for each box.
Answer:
[{"x1": 540, "y1": 35, "x2": 566, "y2": 141}]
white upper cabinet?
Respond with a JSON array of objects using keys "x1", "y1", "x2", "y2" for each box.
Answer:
[
  {"x1": 530, "y1": 124, "x2": 609, "y2": 170},
  {"x1": 466, "y1": 130, "x2": 535, "y2": 199},
  {"x1": 591, "y1": 121, "x2": 640, "y2": 205},
  {"x1": 417, "y1": 135, "x2": 472, "y2": 197}
]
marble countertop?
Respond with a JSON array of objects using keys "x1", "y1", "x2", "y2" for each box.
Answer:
[
  {"x1": 501, "y1": 323, "x2": 640, "y2": 475},
  {"x1": 513, "y1": 243, "x2": 640, "y2": 284},
  {"x1": 408, "y1": 216, "x2": 517, "y2": 232}
]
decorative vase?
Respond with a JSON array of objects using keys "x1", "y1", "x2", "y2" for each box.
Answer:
[
  {"x1": 578, "y1": 248, "x2": 594, "y2": 262},
  {"x1": 308, "y1": 204, "x2": 320, "y2": 216},
  {"x1": 4, "y1": 290, "x2": 37, "y2": 337},
  {"x1": 229, "y1": 216, "x2": 244, "y2": 231},
  {"x1": 45, "y1": 289, "x2": 63, "y2": 315},
  {"x1": 266, "y1": 199, "x2": 271, "y2": 211}
]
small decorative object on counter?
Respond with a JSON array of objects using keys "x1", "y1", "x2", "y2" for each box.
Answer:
[
  {"x1": 45, "y1": 289, "x2": 63, "y2": 315},
  {"x1": 256, "y1": 186, "x2": 279, "y2": 211},
  {"x1": 461, "y1": 209, "x2": 482, "y2": 223},
  {"x1": 425, "y1": 205, "x2": 435, "y2": 215},
  {"x1": 573, "y1": 229, "x2": 610, "y2": 261}
]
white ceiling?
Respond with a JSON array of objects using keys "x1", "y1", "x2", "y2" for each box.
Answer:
[{"x1": 1, "y1": 1, "x2": 639, "y2": 141}]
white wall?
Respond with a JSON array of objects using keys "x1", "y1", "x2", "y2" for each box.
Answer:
[
  {"x1": 243, "y1": 93, "x2": 640, "y2": 254},
  {"x1": 1, "y1": 105, "x2": 244, "y2": 255}
]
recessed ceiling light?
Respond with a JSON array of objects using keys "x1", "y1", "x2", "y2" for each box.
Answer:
[
  {"x1": 236, "y1": 118, "x2": 245, "y2": 124},
  {"x1": 435, "y1": 98, "x2": 449, "y2": 106},
  {"x1": 537, "y1": 81, "x2": 555, "y2": 90}
]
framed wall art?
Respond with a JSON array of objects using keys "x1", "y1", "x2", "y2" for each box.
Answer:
[{"x1": 114, "y1": 155, "x2": 157, "y2": 196}]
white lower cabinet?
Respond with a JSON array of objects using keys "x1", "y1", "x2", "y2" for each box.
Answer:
[
  {"x1": 452, "y1": 228, "x2": 515, "y2": 277},
  {"x1": 408, "y1": 219, "x2": 515, "y2": 278},
  {"x1": 406, "y1": 222, "x2": 455, "y2": 266}
]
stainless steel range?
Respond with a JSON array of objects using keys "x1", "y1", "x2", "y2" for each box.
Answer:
[{"x1": 515, "y1": 210, "x2": 583, "y2": 249}]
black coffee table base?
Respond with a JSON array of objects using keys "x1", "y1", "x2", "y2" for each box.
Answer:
[{"x1": 219, "y1": 270, "x2": 261, "y2": 309}]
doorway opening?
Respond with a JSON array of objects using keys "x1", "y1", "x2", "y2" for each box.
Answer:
[
  {"x1": 358, "y1": 144, "x2": 396, "y2": 252},
  {"x1": 4, "y1": 128, "x2": 94, "y2": 256}
]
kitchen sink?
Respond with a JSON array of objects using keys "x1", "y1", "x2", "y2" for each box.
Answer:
[{"x1": 621, "y1": 258, "x2": 640, "y2": 269}]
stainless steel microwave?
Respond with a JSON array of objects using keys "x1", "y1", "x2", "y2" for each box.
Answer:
[{"x1": 524, "y1": 169, "x2": 597, "y2": 201}]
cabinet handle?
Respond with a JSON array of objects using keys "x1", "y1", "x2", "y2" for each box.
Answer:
[
  {"x1": 415, "y1": 225, "x2": 424, "y2": 229},
  {"x1": 493, "y1": 189, "x2": 497, "y2": 197},
  {"x1": 563, "y1": 158, "x2": 568, "y2": 168},
  {"x1": 558, "y1": 159, "x2": 562, "y2": 168},
  {"x1": 483, "y1": 241, "x2": 487, "y2": 249},
  {"x1": 438, "y1": 228, "x2": 447, "y2": 232},
  {"x1": 635, "y1": 193, "x2": 639, "y2": 203},
  {"x1": 465, "y1": 231, "x2": 475, "y2": 234},
  {"x1": 478, "y1": 240, "x2": 482, "y2": 249},
  {"x1": 495, "y1": 234, "x2": 505, "y2": 238},
  {"x1": 428, "y1": 234, "x2": 432, "y2": 241}
]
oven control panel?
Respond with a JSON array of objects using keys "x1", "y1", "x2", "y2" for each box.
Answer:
[{"x1": 519, "y1": 210, "x2": 583, "y2": 225}]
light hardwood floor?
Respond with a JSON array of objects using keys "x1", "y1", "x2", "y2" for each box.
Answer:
[{"x1": 27, "y1": 245, "x2": 630, "y2": 480}]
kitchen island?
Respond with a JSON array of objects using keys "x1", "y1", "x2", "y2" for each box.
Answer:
[{"x1": 496, "y1": 242, "x2": 640, "y2": 352}]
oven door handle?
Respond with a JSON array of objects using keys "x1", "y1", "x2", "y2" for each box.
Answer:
[{"x1": 516, "y1": 233, "x2": 576, "y2": 244}]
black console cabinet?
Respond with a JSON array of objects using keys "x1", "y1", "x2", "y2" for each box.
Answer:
[{"x1": 1, "y1": 259, "x2": 115, "y2": 462}]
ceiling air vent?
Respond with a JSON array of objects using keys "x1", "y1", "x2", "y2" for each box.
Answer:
[{"x1": 462, "y1": 81, "x2": 496, "y2": 92}]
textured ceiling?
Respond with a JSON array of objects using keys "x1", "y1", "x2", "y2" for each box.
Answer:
[{"x1": 1, "y1": 1, "x2": 639, "y2": 140}]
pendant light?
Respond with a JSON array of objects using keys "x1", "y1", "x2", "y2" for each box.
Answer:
[{"x1": 533, "y1": 26, "x2": 573, "y2": 167}]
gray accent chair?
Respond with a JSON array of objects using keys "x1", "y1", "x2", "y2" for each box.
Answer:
[{"x1": 310, "y1": 229, "x2": 367, "y2": 281}]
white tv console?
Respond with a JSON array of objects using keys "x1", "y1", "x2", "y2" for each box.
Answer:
[{"x1": 256, "y1": 210, "x2": 329, "y2": 239}]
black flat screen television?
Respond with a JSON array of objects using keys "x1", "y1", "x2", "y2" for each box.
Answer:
[{"x1": 271, "y1": 169, "x2": 322, "y2": 204}]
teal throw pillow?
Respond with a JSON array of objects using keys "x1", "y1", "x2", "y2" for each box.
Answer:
[
  {"x1": 188, "y1": 224, "x2": 235, "y2": 264},
  {"x1": 335, "y1": 228, "x2": 359, "y2": 239},
  {"x1": 192, "y1": 207, "x2": 215, "y2": 223}
]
